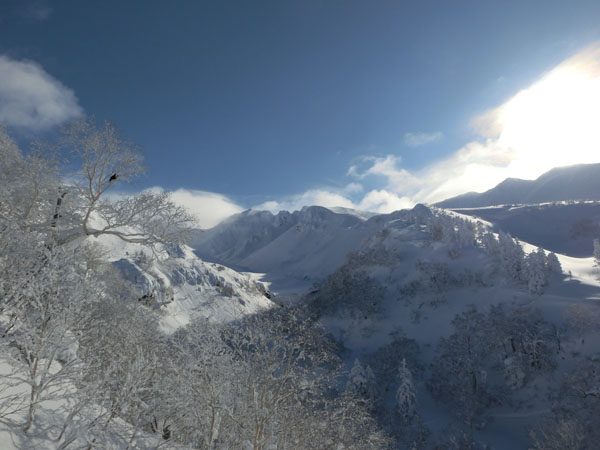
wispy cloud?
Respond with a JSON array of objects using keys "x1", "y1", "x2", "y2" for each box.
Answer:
[
  {"x1": 21, "y1": 2, "x2": 52, "y2": 22},
  {"x1": 168, "y1": 189, "x2": 243, "y2": 229},
  {"x1": 251, "y1": 181, "x2": 414, "y2": 215},
  {"x1": 403, "y1": 131, "x2": 443, "y2": 147},
  {"x1": 254, "y1": 188, "x2": 356, "y2": 214},
  {"x1": 0, "y1": 55, "x2": 82, "y2": 131}
]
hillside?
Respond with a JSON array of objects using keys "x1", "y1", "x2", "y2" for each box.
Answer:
[
  {"x1": 451, "y1": 201, "x2": 600, "y2": 257},
  {"x1": 301, "y1": 206, "x2": 600, "y2": 449},
  {"x1": 96, "y1": 235, "x2": 275, "y2": 332}
]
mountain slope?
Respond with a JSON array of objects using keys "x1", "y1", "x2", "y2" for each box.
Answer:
[
  {"x1": 302, "y1": 206, "x2": 600, "y2": 449},
  {"x1": 450, "y1": 202, "x2": 600, "y2": 257},
  {"x1": 191, "y1": 205, "x2": 433, "y2": 291},
  {"x1": 436, "y1": 163, "x2": 600, "y2": 208},
  {"x1": 192, "y1": 206, "x2": 367, "y2": 283}
]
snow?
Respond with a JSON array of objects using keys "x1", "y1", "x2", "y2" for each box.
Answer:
[
  {"x1": 450, "y1": 201, "x2": 600, "y2": 257},
  {"x1": 93, "y1": 234, "x2": 275, "y2": 333}
]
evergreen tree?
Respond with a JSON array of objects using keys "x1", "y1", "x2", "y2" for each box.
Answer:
[
  {"x1": 526, "y1": 248, "x2": 547, "y2": 295},
  {"x1": 545, "y1": 251, "x2": 562, "y2": 274},
  {"x1": 346, "y1": 358, "x2": 377, "y2": 402},
  {"x1": 593, "y1": 239, "x2": 600, "y2": 267},
  {"x1": 396, "y1": 358, "x2": 417, "y2": 421}
]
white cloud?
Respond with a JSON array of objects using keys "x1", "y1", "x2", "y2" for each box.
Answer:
[
  {"x1": 357, "y1": 189, "x2": 413, "y2": 213},
  {"x1": 348, "y1": 155, "x2": 420, "y2": 193},
  {"x1": 131, "y1": 187, "x2": 243, "y2": 229},
  {"x1": 253, "y1": 183, "x2": 411, "y2": 215},
  {"x1": 343, "y1": 182, "x2": 364, "y2": 195},
  {"x1": 404, "y1": 131, "x2": 443, "y2": 147},
  {"x1": 254, "y1": 188, "x2": 356, "y2": 214},
  {"x1": 168, "y1": 189, "x2": 244, "y2": 229},
  {"x1": 0, "y1": 55, "x2": 82, "y2": 131}
]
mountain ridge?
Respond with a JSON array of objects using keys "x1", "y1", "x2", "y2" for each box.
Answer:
[{"x1": 435, "y1": 163, "x2": 600, "y2": 208}]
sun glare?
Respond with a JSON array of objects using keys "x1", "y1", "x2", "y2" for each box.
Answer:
[{"x1": 494, "y1": 44, "x2": 600, "y2": 179}]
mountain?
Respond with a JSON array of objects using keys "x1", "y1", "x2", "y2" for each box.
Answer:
[
  {"x1": 436, "y1": 163, "x2": 600, "y2": 208},
  {"x1": 191, "y1": 205, "x2": 433, "y2": 292}
]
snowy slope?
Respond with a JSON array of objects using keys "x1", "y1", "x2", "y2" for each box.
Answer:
[
  {"x1": 93, "y1": 234, "x2": 274, "y2": 332},
  {"x1": 436, "y1": 163, "x2": 600, "y2": 208},
  {"x1": 450, "y1": 201, "x2": 600, "y2": 257}
]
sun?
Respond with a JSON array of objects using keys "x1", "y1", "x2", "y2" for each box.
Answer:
[{"x1": 493, "y1": 44, "x2": 600, "y2": 179}]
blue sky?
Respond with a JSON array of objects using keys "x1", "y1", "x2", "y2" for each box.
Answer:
[{"x1": 2, "y1": 1, "x2": 600, "y2": 226}]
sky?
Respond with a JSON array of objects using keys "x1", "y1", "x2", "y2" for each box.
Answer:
[{"x1": 1, "y1": 0, "x2": 600, "y2": 227}]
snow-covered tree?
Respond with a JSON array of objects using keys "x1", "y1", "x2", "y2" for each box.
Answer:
[
  {"x1": 455, "y1": 217, "x2": 476, "y2": 248},
  {"x1": 428, "y1": 307, "x2": 498, "y2": 429},
  {"x1": 498, "y1": 232, "x2": 526, "y2": 282},
  {"x1": 0, "y1": 123, "x2": 193, "y2": 445},
  {"x1": 529, "y1": 416, "x2": 586, "y2": 450},
  {"x1": 396, "y1": 358, "x2": 417, "y2": 421},
  {"x1": 526, "y1": 247, "x2": 547, "y2": 295},
  {"x1": 486, "y1": 304, "x2": 557, "y2": 386},
  {"x1": 310, "y1": 266, "x2": 385, "y2": 318},
  {"x1": 480, "y1": 231, "x2": 500, "y2": 256},
  {"x1": 0, "y1": 121, "x2": 195, "y2": 248},
  {"x1": 346, "y1": 359, "x2": 377, "y2": 403},
  {"x1": 545, "y1": 251, "x2": 562, "y2": 274}
]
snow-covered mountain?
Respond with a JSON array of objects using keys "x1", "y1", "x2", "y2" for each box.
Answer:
[
  {"x1": 435, "y1": 163, "x2": 600, "y2": 208},
  {"x1": 95, "y1": 234, "x2": 274, "y2": 332},
  {"x1": 191, "y1": 205, "x2": 433, "y2": 292}
]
